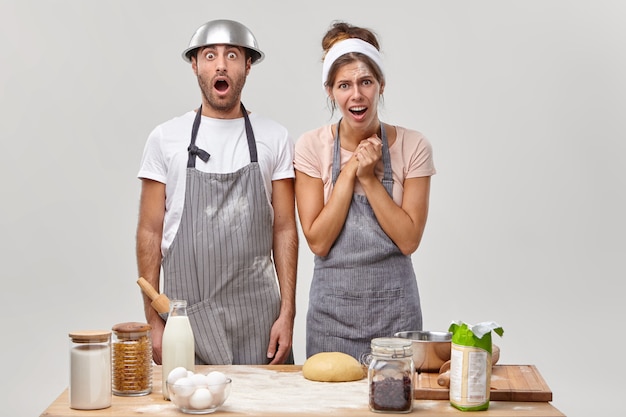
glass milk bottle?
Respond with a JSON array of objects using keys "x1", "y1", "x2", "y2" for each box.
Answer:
[
  {"x1": 68, "y1": 330, "x2": 112, "y2": 410},
  {"x1": 161, "y1": 299, "x2": 195, "y2": 400}
]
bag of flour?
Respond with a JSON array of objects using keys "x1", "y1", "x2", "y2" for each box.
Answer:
[{"x1": 448, "y1": 321, "x2": 504, "y2": 411}]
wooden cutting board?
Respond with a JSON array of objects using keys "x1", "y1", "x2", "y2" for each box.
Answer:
[{"x1": 414, "y1": 365, "x2": 553, "y2": 401}]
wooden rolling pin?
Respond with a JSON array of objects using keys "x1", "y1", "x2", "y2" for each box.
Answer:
[
  {"x1": 137, "y1": 277, "x2": 171, "y2": 314},
  {"x1": 437, "y1": 360, "x2": 452, "y2": 387},
  {"x1": 437, "y1": 344, "x2": 500, "y2": 388}
]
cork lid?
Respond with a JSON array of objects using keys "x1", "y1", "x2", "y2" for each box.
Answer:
[
  {"x1": 112, "y1": 322, "x2": 151, "y2": 334},
  {"x1": 69, "y1": 330, "x2": 111, "y2": 343}
]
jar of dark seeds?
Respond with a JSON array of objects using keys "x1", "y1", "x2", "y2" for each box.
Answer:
[
  {"x1": 368, "y1": 337, "x2": 414, "y2": 413},
  {"x1": 111, "y1": 322, "x2": 152, "y2": 396}
]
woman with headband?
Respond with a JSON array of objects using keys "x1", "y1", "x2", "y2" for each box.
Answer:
[{"x1": 294, "y1": 21, "x2": 436, "y2": 360}]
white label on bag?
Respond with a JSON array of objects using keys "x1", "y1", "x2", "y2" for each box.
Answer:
[{"x1": 449, "y1": 344, "x2": 490, "y2": 408}]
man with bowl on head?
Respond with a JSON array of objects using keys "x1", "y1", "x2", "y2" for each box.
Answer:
[{"x1": 136, "y1": 19, "x2": 297, "y2": 366}]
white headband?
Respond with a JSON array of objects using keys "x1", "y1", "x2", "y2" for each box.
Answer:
[{"x1": 321, "y1": 38, "x2": 384, "y2": 88}]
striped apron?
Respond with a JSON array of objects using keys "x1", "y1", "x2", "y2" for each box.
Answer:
[
  {"x1": 306, "y1": 120, "x2": 423, "y2": 361},
  {"x1": 162, "y1": 103, "x2": 281, "y2": 365}
]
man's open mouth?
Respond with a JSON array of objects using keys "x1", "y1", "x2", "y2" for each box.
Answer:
[{"x1": 215, "y1": 80, "x2": 229, "y2": 92}]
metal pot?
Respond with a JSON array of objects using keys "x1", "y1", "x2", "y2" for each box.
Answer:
[{"x1": 394, "y1": 330, "x2": 452, "y2": 373}]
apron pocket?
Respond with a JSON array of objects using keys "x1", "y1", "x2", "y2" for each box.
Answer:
[{"x1": 323, "y1": 288, "x2": 407, "y2": 339}]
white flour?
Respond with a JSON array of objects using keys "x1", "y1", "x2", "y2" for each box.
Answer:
[
  {"x1": 219, "y1": 367, "x2": 369, "y2": 414},
  {"x1": 134, "y1": 403, "x2": 175, "y2": 414}
]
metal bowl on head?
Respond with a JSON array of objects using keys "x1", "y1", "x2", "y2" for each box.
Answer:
[
  {"x1": 182, "y1": 19, "x2": 264, "y2": 64},
  {"x1": 394, "y1": 330, "x2": 452, "y2": 373}
]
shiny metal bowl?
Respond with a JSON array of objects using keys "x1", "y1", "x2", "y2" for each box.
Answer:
[
  {"x1": 394, "y1": 330, "x2": 452, "y2": 372},
  {"x1": 182, "y1": 19, "x2": 264, "y2": 64}
]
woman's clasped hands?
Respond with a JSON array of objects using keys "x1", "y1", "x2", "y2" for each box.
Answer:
[{"x1": 353, "y1": 135, "x2": 383, "y2": 179}]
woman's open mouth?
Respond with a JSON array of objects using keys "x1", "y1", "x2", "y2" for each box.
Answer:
[{"x1": 349, "y1": 106, "x2": 367, "y2": 116}]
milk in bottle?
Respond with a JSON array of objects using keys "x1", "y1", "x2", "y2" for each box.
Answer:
[{"x1": 161, "y1": 299, "x2": 195, "y2": 400}]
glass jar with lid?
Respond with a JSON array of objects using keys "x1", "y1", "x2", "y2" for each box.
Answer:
[
  {"x1": 367, "y1": 337, "x2": 414, "y2": 413},
  {"x1": 111, "y1": 322, "x2": 152, "y2": 396},
  {"x1": 68, "y1": 330, "x2": 112, "y2": 410}
]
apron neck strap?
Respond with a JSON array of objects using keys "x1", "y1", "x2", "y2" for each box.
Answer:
[
  {"x1": 241, "y1": 103, "x2": 258, "y2": 163},
  {"x1": 187, "y1": 103, "x2": 258, "y2": 168}
]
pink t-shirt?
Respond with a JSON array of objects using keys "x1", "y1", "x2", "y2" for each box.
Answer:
[{"x1": 294, "y1": 124, "x2": 436, "y2": 206}]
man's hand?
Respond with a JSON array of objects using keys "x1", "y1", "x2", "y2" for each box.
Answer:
[{"x1": 266, "y1": 314, "x2": 294, "y2": 364}]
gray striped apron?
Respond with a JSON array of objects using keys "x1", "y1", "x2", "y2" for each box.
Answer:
[
  {"x1": 306, "y1": 120, "x2": 422, "y2": 361},
  {"x1": 162, "y1": 103, "x2": 281, "y2": 365}
]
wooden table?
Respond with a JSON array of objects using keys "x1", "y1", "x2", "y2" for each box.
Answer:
[{"x1": 40, "y1": 365, "x2": 566, "y2": 417}]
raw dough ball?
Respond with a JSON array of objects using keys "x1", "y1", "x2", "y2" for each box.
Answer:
[{"x1": 302, "y1": 352, "x2": 365, "y2": 382}]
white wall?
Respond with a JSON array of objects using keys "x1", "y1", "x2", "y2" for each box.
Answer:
[{"x1": 1, "y1": 1, "x2": 624, "y2": 416}]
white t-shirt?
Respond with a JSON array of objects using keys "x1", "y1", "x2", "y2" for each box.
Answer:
[{"x1": 138, "y1": 110, "x2": 295, "y2": 255}]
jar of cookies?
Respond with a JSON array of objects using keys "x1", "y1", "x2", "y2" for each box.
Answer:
[
  {"x1": 368, "y1": 337, "x2": 414, "y2": 413},
  {"x1": 111, "y1": 322, "x2": 152, "y2": 396}
]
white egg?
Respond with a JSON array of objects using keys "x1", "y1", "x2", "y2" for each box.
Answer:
[
  {"x1": 167, "y1": 366, "x2": 189, "y2": 385},
  {"x1": 189, "y1": 388, "x2": 213, "y2": 409},
  {"x1": 189, "y1": 372, "x2": 208, "y2": 387},
  {"x1": 170, "y1": 377, "x2": 196, "y2": 398},
  {"x1": 206, "y1": 371, "x2": 228, "y2": 394},
  {"x1": 172, "y1": 392, "x2": 191, "y2": 409},
  {"x1": 206, "y1": 370, "x2": 227, "y2": 385}
]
